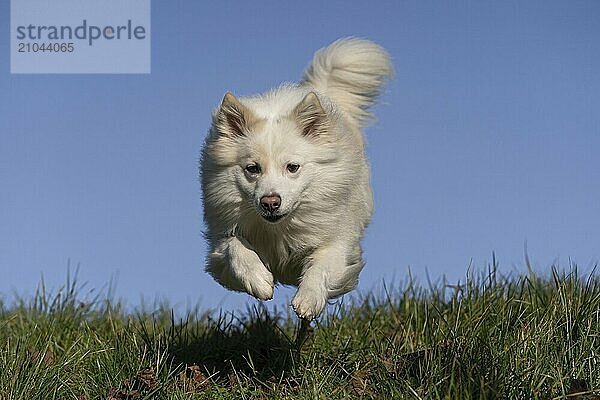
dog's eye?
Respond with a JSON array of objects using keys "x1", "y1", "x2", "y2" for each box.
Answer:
[
  {"x1": 245, "y1": 164, "x2": 261, "y2": 175},
  {"x1": 286, "y1": 163, "x2": 300, "y2": 173}
]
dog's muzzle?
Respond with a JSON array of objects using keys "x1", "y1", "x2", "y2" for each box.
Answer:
[{"x1": 259, "y1": 194, "x2": 287, "y2": 223}]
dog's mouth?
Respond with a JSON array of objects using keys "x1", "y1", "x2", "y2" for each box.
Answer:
[{"x1": 262, "y1": 213, "x2": 287, "y2": 223}]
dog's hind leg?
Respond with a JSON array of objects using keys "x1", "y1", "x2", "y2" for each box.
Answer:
[{"x1": 206, "y1": 236, "x2": 274, "y2": 301}]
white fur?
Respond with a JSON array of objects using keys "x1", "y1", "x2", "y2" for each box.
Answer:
[{"x1": 200, "y1": 38, "x2": 392, "y2": 319}]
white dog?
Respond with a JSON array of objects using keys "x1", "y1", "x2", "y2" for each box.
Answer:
[{"x1": 200, "y1": 38, "x2": 392, "y2": 319}]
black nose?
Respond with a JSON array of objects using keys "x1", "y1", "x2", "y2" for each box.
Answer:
[{"x1": 260, "y1": 194, "x2": 281, "y2": 213}]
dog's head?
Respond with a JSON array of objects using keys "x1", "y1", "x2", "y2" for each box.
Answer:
[{"x1": 206, "y1": 91, "x2": 335, "y2": 224}]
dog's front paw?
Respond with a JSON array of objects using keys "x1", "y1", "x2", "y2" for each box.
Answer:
[
  {"x1": 231, "y1": 250, "x2": 274, "y2": 301},
  {"x1": 242, "y1": 262, "x2": 274, "y2": 301},
  {"x1": 291, "y1": 287, "x2": 327, "y2": 320}
]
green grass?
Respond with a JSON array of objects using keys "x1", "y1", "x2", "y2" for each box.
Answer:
[{"x1": 1, "y1": 264, "x2": 599, "y2": 399}]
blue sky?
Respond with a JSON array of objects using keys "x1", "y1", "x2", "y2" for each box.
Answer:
[{"x1": 1, "y1": 1, "x2": 598, "y2": 314}]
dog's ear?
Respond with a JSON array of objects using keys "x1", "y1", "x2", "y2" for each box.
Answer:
[
  {"x1": 215, "y1": 92, "x2": 256, "y2": 138},
  {"x1": 293, "y1": 92, "x2": 329, "y2": 137}
]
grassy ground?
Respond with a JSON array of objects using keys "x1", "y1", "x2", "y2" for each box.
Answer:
[{"x1": 1, "y1": 265, "x2": 599, "y2": 399}]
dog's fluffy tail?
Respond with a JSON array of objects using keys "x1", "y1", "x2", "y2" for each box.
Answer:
[{"x1": 302, "y1": 37, "x2": 393, "y2": 128}]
